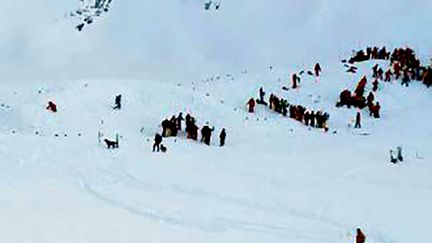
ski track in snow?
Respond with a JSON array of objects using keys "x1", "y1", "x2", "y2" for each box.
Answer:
[
  {"x1": 72, "y1": 166, "x2": 397, "y2": 243},
  {"x1": 77, "y1": 174, "x2": 334, "y2": 241}
]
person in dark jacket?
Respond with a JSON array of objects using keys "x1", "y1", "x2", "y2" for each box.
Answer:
[
  {"x1": 114, "y1": 94, "x2": 122, "y2": 110},
  {"x1": 310, "y1": 111, "x2": 316, "y2": 127},
  {"x1": 314, "y1": 63, "x2": 322, "y2": 76},
  {"x1": 169, "y1": 116, "x2": 178, "y2": 137},
  {"x1": 367, "y1": 92, "x2": 375, "y2": 106},
  {"x1": 354, "y1": 112, "x2": 361, "y2": 128},
  {"x1": 397, "y1": 146, "x2": 404, "y2": 162},
  {"x1": 401, "y1": 70, "x2": 410, "y2": 87},
  {"x1": 201, "y1": 125, "x2": 214, "y2": 145},
  {"x1": 372, "y1": 79, "x2": 379, "y2": 92},
  {"x1": 390, "y1": 150, "x2": 398, "y2": 163},
  {"x1": 176, "y1": 112, "x2": 184, "y2": 131},
  {"x1": 161, "y1": 119, "x2": 171, "y2": 137},
  {"x1": 153, "y1": 133, "x2": 162, "y2": 152},
  {"x1": 304, "y1": 111, "x2": 311, "y2": 126},
  {"x1": 219, "y1": 128, "x2": 226, "y2": 147},
  {"x1": 292, "y1": 73, "x2": 298, "y2": 89},
  {"x1": 258, "y1": 87, "x2": 266, "y2": 104}
]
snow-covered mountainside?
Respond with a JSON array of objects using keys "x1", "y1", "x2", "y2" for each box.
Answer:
[{"x1": 0, "y1": 1, "x2": 432, "y2": 243}]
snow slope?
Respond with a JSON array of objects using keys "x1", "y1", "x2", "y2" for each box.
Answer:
[
  {"x1": 1, "y1": 57, "x2": 432, "y2": 243},
  {"x1": 0, "y1": 1, "x2": 432, "y2": 243}
]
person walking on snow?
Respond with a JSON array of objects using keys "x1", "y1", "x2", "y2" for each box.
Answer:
[
  {"x1": 258, "y1": 87, "x2": 266, "y2": 104},
  {"x1": 219, "y1": 128, "x2": 226, "y2": 147},
  {"x1": 292, "y1": 73, "x2": 298, "y2": 89},
  {"x1": 201, "y1": 125, "x2": 214, "y2": 145},
  {"x1": 176, "y1": 112, "x2": 184, "y2": 131},
  {"x1": 372, "y1": 79, "x2": 379, "y2": 92},
  {"x1": 397, "y1": 146, "x2": 404, "y2": 162},
  {"x1": 354, "y1": 112, "x2": 361, "y2": 128},
  {"x1": 247, "y1": 98, "x2": 256, "y2": 113},
  {"x1": 390, "y1": 150, "x2": 398, "y2": 163},
  {"x1": 314, "y1": 63, "x2": 322, "y2": 76},
  {"x1": 153, "y1": 133, "x2": 162, "y2": 152}
]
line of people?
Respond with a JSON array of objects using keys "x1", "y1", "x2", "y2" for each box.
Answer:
[
  {"x1": 247, "y1": 88, "x2": 330, "y2": 131},
  {"x1": 348, "y1": 46, "x2": 390, "y2": 64}
]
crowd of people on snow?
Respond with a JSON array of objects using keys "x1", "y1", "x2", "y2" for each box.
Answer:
[
  {"x1": 247, "y1": 87, "x2": 330, "y2": 131},
  {"x1": 348, "y1": 47, "x2": 432, "y2": 88},
  {"x1": 385, "y1": 47, "x2": 432, "y2": 87},
  {"x1": 70, "y1": 0, "x2": 114, "y2": 31},
  {"x1": 336, "y1": 76, "x2": 381, "y2": 119},
  {"x1": 347, "y1": 46, "x2": 390, "y2": 64},
  {"x1": 153, "y1": 112, "x2": 226, "y2": 152},
  {"x1": 338, "y1": 46, "x2": 432, "y2": 128}
]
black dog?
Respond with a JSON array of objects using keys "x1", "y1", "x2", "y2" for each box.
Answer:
[
  {"x1": 160, "y1": 144, "x2": 167, "y2": 153},
  {"x1": 104, "y1": 139, "x2": 118, "y2": 149}
]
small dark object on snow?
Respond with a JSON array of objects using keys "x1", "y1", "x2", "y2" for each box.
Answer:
[
  {"x1": 390, "y1": 150, "x2": 398, "y2": 164},
  {"x1": 113, "y1": 95, "x2": 121, "y2": 110},
  {"x1": 46, "y1": 101, "x2": 57, "y2": 112},
  {"x1": 76, "y1": 23, "x2": 85, "y2": 31},
  {"x1": 397, "y1": 146, "x2": 404, "y2": 162},
  {"x1": 160, "y1": 144, "x2": 167, "y2": 153}
]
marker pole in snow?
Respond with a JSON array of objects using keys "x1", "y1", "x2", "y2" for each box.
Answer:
[
  {"x1": 115, "y1": 133, "x2": 119, "y2": 148},
  {"x1": 98, "y1": 119, "x2": 104, "y2": 146}
]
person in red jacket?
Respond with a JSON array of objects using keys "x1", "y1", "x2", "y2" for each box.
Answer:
[
  {"x1": 355, "y1": 76, "x2": 367, "y2": 97},
  {"x1": 247, "y1": 98, "x2": 256, "y2": 113},
  {"x1": 385, "y1": 69, "x2": 392, "y2": 82},
  {"x1": 356, "y1": 228, "x2": 366, "y2": 243},
  {"x1": 46, "y1": 101, "x2": 57, "y2": 113}
]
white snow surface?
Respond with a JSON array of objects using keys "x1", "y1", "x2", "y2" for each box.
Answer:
[{"x1": 0, "y1": 1, "x2": 432, "y2": 243}]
